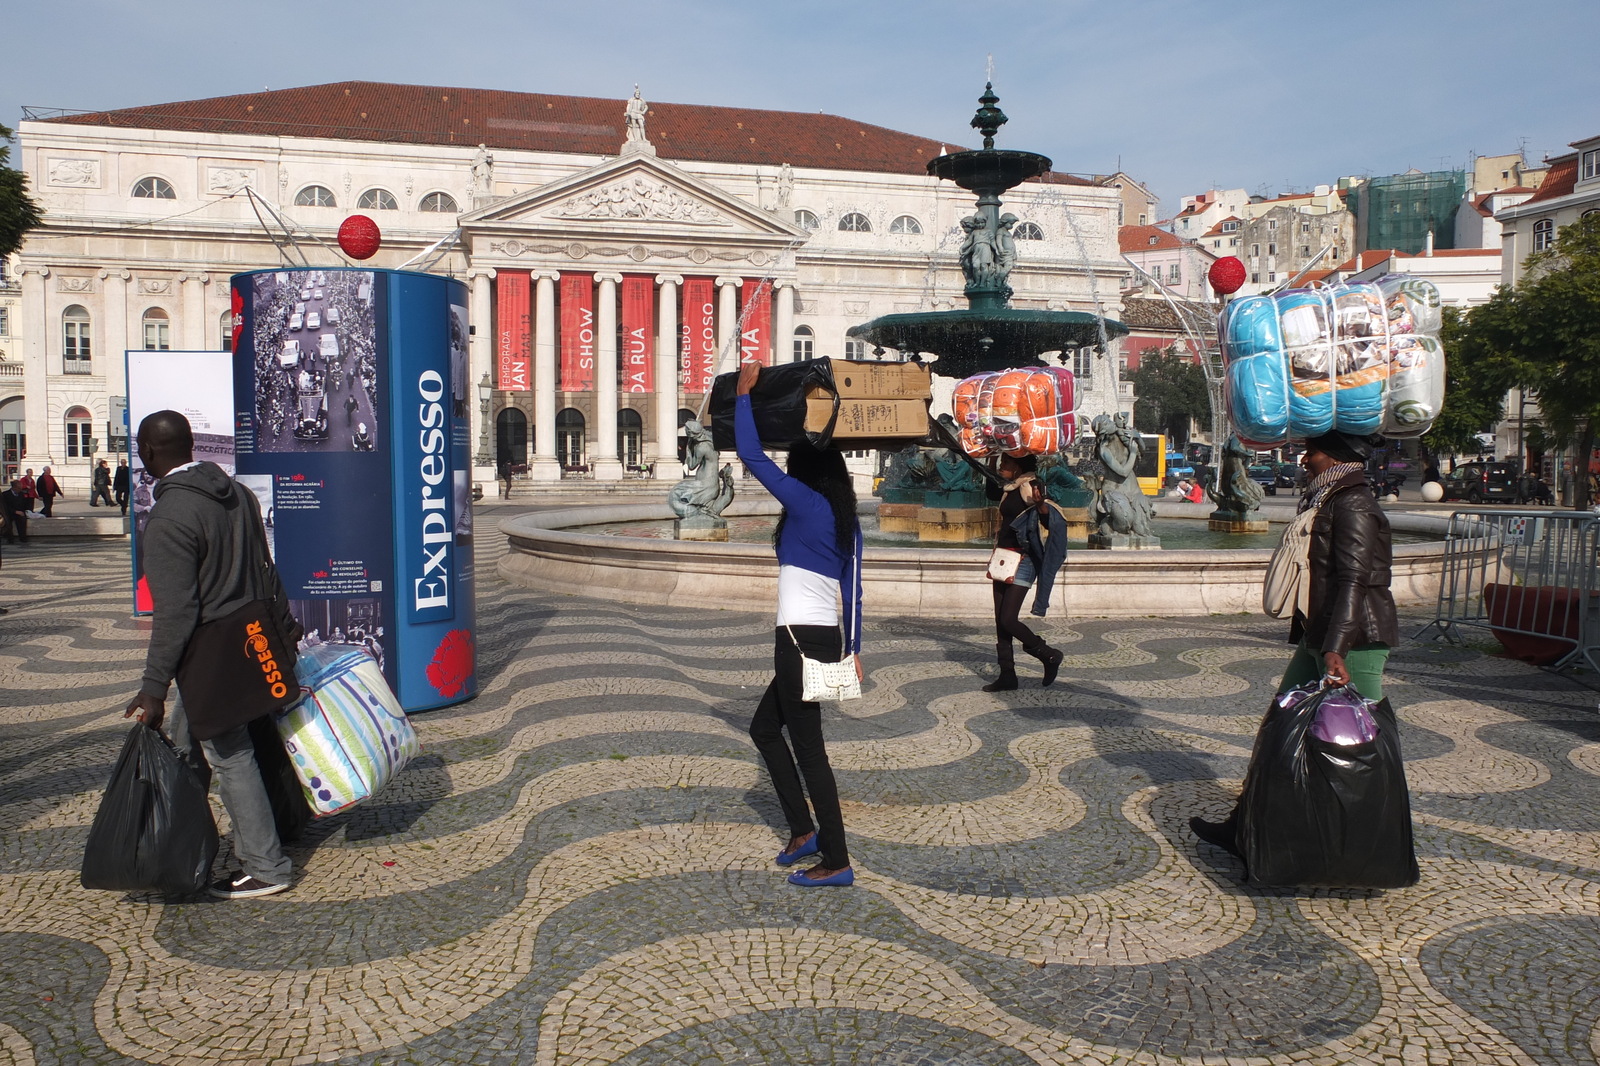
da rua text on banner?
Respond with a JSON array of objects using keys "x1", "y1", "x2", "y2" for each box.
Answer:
[{"x1": 621, "y1": 275, "x2": 654, "y2": 393}]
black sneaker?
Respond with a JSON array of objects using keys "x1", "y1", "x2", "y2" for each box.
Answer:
[
  {"x1": 208, "y1": 873, "x2": 290, "y2": 899},
  {"x1": 1188, "y1": 816, "x2": 1242, "y2": 858}
]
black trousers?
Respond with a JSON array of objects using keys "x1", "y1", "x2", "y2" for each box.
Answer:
[
  {"x1": 991, "y1": 581, "x2": 1043, "y2": 651},
  {"x1": 750, "y1": 625, "x2": 850, "y2": 868}
]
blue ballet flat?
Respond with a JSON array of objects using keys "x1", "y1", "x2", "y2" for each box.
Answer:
[
  {"x1": 775, "y1": 834, "x2": 819, "y2": 866},
  {"x1": 787, "y1": 866, "x2": 854, "y2": 887}
]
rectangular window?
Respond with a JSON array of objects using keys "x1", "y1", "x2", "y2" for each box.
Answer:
[
  {"x1": 793, "y1": 335, "x2": 814, "y2": 361},
  {"x1": 1583, "y1": 149, "x2": 1600, "y2": 181},
  {"x1": 1268, "y1": 219, "x2": 1278, "y2": 231},
  {"x1": 1251, "y1": 272, "x2": 1260, "y2": 283},
  {"x1": 0, "y1": 308, "x2": 8, "y2": 336},
  {"x1": 1302, "y1": 246, "x2": 1311, "y2": 256},
  {"x1": 843, "y1": 339, "x2": 866, "y2": 359},
  {"x1": 1072, "y1": 348, "x2": 1094, "y2": 381},
  {"x1": 143, "y1": 320, "x2": 170, "y2": 351},
  {"x1": 1168, "y1": 263, "x2": 1181, "y2": 283},
  {"x1": 1268, "y1": 272, "x2": 1277, "y2": 282},
  {"x1": 1301, "y1": 222, "x2": 1311, "y2": 233},
  {"x1": 1252, "y1": 243, "x2": 1260, "y2": 255},
  {"x1": 65, "y1": 422, "x2": 91, "y2": 458},
  {"x1": 221, "y1": 323, "x2": 234, "y2": 352},
  {"x1": 1230, "y1": 238, "x2": 1239, "y2": 247},
  {"x1": 64, "y1": 321, "x2": 92, "y2": 372},
  {"x1": 1268, "y1": 243, "x2": 1277, "y2": 256}
]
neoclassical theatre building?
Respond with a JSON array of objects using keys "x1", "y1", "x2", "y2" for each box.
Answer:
[{"x1": 14, "y1": 81, "x2": 1129, "y2": 490}]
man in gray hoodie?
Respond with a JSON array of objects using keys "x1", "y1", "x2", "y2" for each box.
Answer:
[{"x1": 123, "y1": 410, "x2": 300, "y2": 899}]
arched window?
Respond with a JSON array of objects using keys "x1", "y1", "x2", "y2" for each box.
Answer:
[
  {"x1": 844, "y1": 338, "x2": 867, "y2": 359},
  {"x1": 142, "y1": 308, "x2": 170, "y2": 351},
  {"x1": 496, "y1": 407, "x2": 528, "y2": 471},
  {"x1": 618, "y1": 408, "x2": 644, "y2": 470},
  {"x1": 132, "y1": 177, "x2": 176, "y2": 199},
  {"x1": 65, "y1": 406, "x2": 93, "y2": 458},
  {"x1": 220, "y1": 310, "x2": 235, "y2": 352},
  {"x1": 794, "y1": 209, "x2": 819, "y2": 232},
  {"x1": 62, "y1": 305, "x2": 91, "y2": 371},
  {"x1": 838, "y1": 212, "x2": 872, "y2": 233},
  {"x1": 294, "y1": 185, "x2": 337, "y2": 208},
  {"x1": 419, "y1": 191, "x2": 459, "y2": 213},
  {"x1": 1532, "y1": 218, "x2": 1555, "y2": 252},
  {"x1": 556, "y1": 407, "x2": 586, "y2": 470},
  {"x1": 889, "y1": 215, "x2": 922, "y2": 235},
  {"x1": 793, "y1": 324, "x2": 815, "y2": 362},
  {"x1": 1014, "y1": 221, "x2": 1045, "y2": 240},
  {"x1": 357, "y1": 188, "x2": 398, "y2": 211}
]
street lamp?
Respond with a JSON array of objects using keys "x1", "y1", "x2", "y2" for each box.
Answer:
[{"x1": 474, "y1": 373, "x2": 494, "y2": 469}]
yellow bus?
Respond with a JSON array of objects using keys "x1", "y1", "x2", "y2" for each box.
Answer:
[{"x1": 1136, "y1": 433, "x2": 1167, "y2": 496}]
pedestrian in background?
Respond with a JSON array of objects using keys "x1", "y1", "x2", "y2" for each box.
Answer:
[
  {"x1": 114, "y1": 460, "x2": 131, "y2": 515},
  {"x1": 90, "y1": 460, "x2": 113, "y2": 507},
  {"x1": 980, "y1": 454, "x2": 1065, "y2": 691},
  {"x1": 1, "y1": 480, "x2": 30, "y2": 544},
  {"x1": 35, "y1": 467, "x2": 62, "y2": 518}
]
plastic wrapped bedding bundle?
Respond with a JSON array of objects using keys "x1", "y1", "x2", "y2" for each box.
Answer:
[
  {"x1": 1219, "y1": 274, "x2": 1445, "y2": 444},
  {"x1": 952, "y1": 366, "x2": 1076, "y2": 457}
]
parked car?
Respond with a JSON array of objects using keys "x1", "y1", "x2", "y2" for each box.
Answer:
[
  {"x1": 1248, "y1": 463, "x2": 1280, "y2": 496},
  {"x1": 1440, "y1": 461, "x2": 1519, "y2": 504},
  {"x1": 1274, "y1": 463, "x2": 1300, "y2": 490}
]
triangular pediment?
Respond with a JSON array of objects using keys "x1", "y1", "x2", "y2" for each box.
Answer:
[{"x1": 460, "y1": 153, "x2": 806, "y2": 240}]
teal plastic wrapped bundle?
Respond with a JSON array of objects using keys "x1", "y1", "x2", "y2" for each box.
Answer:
[
  {"x1": 1219, "y1": 274, "x2": 1445, "y2": 445},
  {"x1": 276, "y1": 644, "x2": 419, "y2": 816}
]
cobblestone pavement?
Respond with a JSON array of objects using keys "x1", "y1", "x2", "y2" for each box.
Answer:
[{"x1": 2, "y1": 534, "x2": 1598, "y2": 1066}]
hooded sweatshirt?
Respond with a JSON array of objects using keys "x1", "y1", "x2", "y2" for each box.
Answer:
[{"x1": 140, "y1": 461, "x2": 293, "y2": 700}]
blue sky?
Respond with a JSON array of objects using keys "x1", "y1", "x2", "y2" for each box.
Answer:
[{"x1": 4, "y1": 0, "x2": 1596, "y2": 216}]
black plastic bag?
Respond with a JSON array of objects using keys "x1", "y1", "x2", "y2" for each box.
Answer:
[
  {"x1": 1236, "y1": 686, "x2": 1418, "y2": 888},
  {"x1": 80, "y1": 722, "x2": 218, "y2": 894},
  {"x1": 248, "y1": 715, "x2": 313, "y2": 844},
  {"x1": 708, "y1": 359, "x2": 838, "y2": 451}
]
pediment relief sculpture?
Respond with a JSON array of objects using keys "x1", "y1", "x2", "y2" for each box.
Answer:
[{"x1": 553, "y1": 176, "x2": 724, "y2": 226}]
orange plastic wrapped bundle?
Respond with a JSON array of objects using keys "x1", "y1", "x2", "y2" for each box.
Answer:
[{"x1": 951, "y1": 366, "x2": 1076, "y2": 458}]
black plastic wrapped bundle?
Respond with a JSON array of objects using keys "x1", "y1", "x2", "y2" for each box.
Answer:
[{"x1": 708, "y1": 360, "x2": 839, "y2": 451}]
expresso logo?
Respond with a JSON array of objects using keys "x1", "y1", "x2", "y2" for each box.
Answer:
[{"x1": 244, "y1": 620, "x2": 289, "y2": 700}]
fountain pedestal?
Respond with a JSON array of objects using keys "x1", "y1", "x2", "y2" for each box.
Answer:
[
  {"x1": 1088, "y1": 532, "x2": 1162, "y2": 550},
  {"x1": 675, "y1": 516, "x2": 729, "y2": 542},
  {"x1": 1208, "y1": 510, "x2": 1269, "y2": 534},
  {"x1": 878, "y1": 502, "x2": 924, "y2": 535},
  {"x1": 916, "y1": 506, "x2": 998, "y2": 543},
  {"x1": 1058, "y1": 506, "x2": 1092, "y2": 541}
]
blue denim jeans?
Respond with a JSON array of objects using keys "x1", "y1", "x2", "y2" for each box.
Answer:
[{"x1": 165, "y1": 694, "x2": 293, "y2": 886}]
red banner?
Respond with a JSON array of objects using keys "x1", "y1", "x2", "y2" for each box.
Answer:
[
  {"x1": 740, "y1": 282, "x2": 772, "y2": 366},
  {"x1": 681, "y1": 277, "x2": 716, "y2": 393},
  {"x1": 559, "y1": 273, "x2": 594, "y2": 392},
  {"x1": 621, "y1": 275, "x2": 654, "y2": 393},
  {"x1": 496, "y1": 272, "x2": 530, "y2": 391}
]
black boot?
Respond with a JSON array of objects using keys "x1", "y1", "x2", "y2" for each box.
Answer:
[
  {"x1": 1023, "y1": 639, "x2": 1063, "y2": 687},
  {"x1": 1189, "y1": 815, "x2": 1241, "y2": 858},
  {"x1": 982, "y1": 642, "x2": 1018, "y2": 692}
]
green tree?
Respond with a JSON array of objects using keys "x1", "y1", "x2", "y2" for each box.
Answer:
[
  {"x1": 1129, "y1": 346, "x2": 1208, "y2": 446},
  {"x1": 0, "y1": 123, "x2": 43, "y2": 258},
  {"x1": 1453, "y1": 213, "x2": 1600, "y2": 508},
  {"x1": 1422, "y1": 305, "x2": 1508, "y2": 456}
]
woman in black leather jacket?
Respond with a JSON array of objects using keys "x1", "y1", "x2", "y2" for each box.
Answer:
[{"x1": 1191, "y1": 430, "x2": 1402, "y2": 856}]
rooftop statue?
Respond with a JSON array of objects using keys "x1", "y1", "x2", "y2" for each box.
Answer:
[{"x1": 623, "y1": 86, "x2": 654, "y2": 155}]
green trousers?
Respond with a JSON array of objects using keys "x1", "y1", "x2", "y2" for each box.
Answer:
[{"x1": 1278, "y1": 640, "x2": 1391, "y2": 701}]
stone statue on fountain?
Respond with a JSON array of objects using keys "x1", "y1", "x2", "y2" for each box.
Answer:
[
  {"x1": 1087, "y1": 412, "x2": 1159, "y2": 549},
  {"x1": 1207, "y1": 434, "x2": 1268, "y2": 532},
  {"x1": 669, "y1": 420, "x2": 734, "y2": 540}
]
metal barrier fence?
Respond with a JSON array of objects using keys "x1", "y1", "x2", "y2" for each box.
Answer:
[{"x1": 1415, "y1": 509, "x2": 1600, "y2": 674}]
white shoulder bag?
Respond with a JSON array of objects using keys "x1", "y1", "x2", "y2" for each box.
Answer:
[
  {"x1": 786, "y1": 540, "x2": 862, "y2": 702},
  {"x1": 1262, "y1": 505, "x2": 1319, "y2": 619}
]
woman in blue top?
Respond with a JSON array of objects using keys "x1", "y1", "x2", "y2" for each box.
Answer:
[{"x1": 735, "y1": 362, "x2": 863, "y2": 888}]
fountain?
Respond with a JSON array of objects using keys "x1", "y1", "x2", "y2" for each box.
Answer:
[
  {"x1": 499, "y1": 87, "x2": 1451, "y2": 616},
  {"x1": 845, "y1": 84, "x2": 1128, "y2": 379}
]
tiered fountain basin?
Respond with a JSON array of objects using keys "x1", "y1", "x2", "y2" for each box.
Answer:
[{"x1": 499, "y1": 503, "x2": 1450, "y2": 619}]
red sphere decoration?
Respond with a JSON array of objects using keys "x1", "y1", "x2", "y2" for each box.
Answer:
[
  {"x1": 1209, "y1": 256, "x2": 1247, "y2": 295},
  {"x1": 338, "y1": 214, "x2": 382, "y2": 260}
]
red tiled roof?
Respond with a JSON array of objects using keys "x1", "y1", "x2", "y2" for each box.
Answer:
[
  {"x1": 1118, "y1": 224, "x2": 1183, "y2": 252},
  {"x1": 1296, "y1": 269, "x2": 1337, "y2": 286},
  {"x1": 1201, "y1": 216, "x2": 1241, "y2": 237},
  {"x1": 1472, "y1": 186, "x2": 1536, "y2": 216},
  {"x1": 1521, "y1": 156, "x2": 1578, "y2": 206},
  {"x1": 36, "y1": 80, "x2": 1074, "y2": 179}
]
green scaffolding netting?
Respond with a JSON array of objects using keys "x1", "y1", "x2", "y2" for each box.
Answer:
[{"x1": 1348, "y1": 170, "x2": 1466, "y2": 255}]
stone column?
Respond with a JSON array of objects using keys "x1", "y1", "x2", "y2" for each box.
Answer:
[
  {"x1": 100, "y1": 269, "x2": 129, "y2": 368},
  {"x1": 773, "y1": 282, "x2": 795, "y2": 365},
  {"x1": 18, "y1": 265, "x2": 53, "y2": 469},
  {"x1": 654, "y1": 274, "x2": 682, "y2": 470},
  {"x1": 179, "y1": 273, "x2": 209, "y2": 350},
  {"x1": 466, "y1": 267, "x2": 497, "y2": 488},
  {"x1": 592, "y1": 273, "x2": 623, "y2": 480},
  {"x1": 715, "y1": 276, "x2": 742, "y2": 374},
  {"x1": 531, "y1": 271, "x2": 561, "y2": 482}
]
